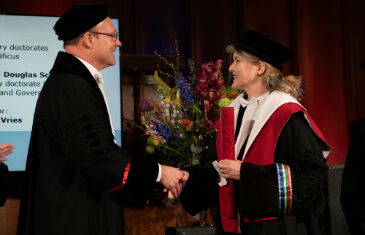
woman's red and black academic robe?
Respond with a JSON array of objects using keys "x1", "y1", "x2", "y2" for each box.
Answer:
[
  {"x1": 17, "y1": 52, "x2": 159, "y2": 235},
  {"x1": 180, "y1": 92, "x2": 331, "y2": 235}
]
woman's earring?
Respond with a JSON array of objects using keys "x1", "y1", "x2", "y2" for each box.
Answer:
[{"x1": 256, "y1": 73, "x2": 260, "y2": 76}]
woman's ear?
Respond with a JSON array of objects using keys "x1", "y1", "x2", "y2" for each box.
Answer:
[{"x1": 256, "y1": 61, "x2": 267, "y2": 76}]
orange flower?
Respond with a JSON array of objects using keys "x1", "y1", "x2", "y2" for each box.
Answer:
[
  {"x1": 149, "y1": 100, "x2": 162, "y2": 113},
  {"x1": 180, "y1": 119, "x2": 192, "y2": 130},
  {"x1": 229, "y1": 91, "x2": 238, "y2": 100}
]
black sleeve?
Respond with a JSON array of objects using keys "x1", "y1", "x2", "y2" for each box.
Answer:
[
  {"x1": 54, "y1": 74, "x2": 158, "y2": 208},
  {"x1": 341, "y1": 121, "x2": 365, "y2": 234},
  {"x1": 179, "y1": 134, "x2": 220, "y2": 216},
  {"x1": 238, "y1": 112, "x2": 328, "y2": 221}
]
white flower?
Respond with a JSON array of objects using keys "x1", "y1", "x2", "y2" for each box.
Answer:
[
  {"x1": 166, "y1": 104, "x2": 170, "y2": 108},
  {"x1": 176, "y1": 89, "x2": 181, "y2": 99},
  {"x1": 164, "y1": 109, "x2": 169, "y2": 113},
  {"x1": 160, "y1": 101, "x2": 164, "y2": 105},
  {"x1": 171, "y1": 119, "x2": 175, "y2": 124},
  {"x1": 171, "y1": 114, "x2": 177, "y2": 118}
]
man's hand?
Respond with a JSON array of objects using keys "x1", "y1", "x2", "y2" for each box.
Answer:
[
  {"x1": 160, "y1": 165, "x2": 184, "y2": 199},
  {"x1": 217, "y1": 159, "x2": 242, "y2": 180},
  {"x1": 164, "y1": 170, "x2": 190, "y2": 199},
  {"x1": 0, "y1": 144, "x2": 14, "y2": 161}
]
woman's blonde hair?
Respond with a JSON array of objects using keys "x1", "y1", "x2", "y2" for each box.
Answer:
[{"x1": 236, "y1": 49, "x2": 302, "y2": 100}]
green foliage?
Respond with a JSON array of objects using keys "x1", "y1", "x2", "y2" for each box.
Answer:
[
  {"x1": 217, "y1": 98, "x2": 233, "y2": 108},
  {"x1": 147, "y1": 136, "x2": 154, "y2": 145},
  {"x1": 146, "y1": 146, "x2": 155, "y2": 154}
]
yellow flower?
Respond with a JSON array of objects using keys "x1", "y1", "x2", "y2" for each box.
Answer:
[
  {"x1": 172, "y1": 98, "x2": 181, "y2": 107},
  {"x1": 154, "y1": 71, "x2": 171, "y2": 96},
  {"x1": 164, "y1": 98, "x2": 171, "y2": 104},
  {"x1": 152, "y1": 140, "x2": 159, "y2": 146}
]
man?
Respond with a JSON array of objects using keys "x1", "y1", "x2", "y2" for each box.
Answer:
[
  {"x1": 17, "y1": 3, "x2": 183, "y2": 235},
  {"x1": 341, "y1": 61, "x2": 365, "y2": 235}
]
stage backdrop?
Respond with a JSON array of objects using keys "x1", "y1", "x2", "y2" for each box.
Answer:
[{"x1": 2, "y1": 0, "x2": 365, "y2": 164}]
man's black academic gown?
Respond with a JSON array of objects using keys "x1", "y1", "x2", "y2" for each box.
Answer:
[
  {"x1": 180, "y1": 112, "x2": 331, "y2": 235},
  {"x1": 17, "y1": 52, "x2": 159, "y2": 235}
]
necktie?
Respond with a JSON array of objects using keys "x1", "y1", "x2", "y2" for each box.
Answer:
[
  {"x1": 95, "y1": 73, "x2": 115, "y2": 141},
  {"x1": 235, "y1": 105, "x2": 253, "y2": 161},
  {"x1": 235, "y1": 106, "x2": 246, "y2": 141}
]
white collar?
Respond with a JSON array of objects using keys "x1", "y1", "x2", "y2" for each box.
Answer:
[
  {"x1": 229, "y1": 91, "x2": 304, "y2": 158},
  {"x1": 75, "y1": 56, "x2": 104, "y2": 84},
  {"x1": 239, "y1": 91, "x2": 270, "y2": 107}
]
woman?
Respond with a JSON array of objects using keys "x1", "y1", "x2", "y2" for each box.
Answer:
[{"x1": 179, "y1": 28, "x2": 331, "y2": 235}]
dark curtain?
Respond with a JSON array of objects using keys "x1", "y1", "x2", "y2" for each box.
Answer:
[{"x1": 2, "y1": 0, "x2": 365, "y2": 164}]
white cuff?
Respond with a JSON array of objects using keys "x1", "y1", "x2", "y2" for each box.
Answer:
[{"x1": 156, "y1": 163, "x2": 162, "y2": 182}]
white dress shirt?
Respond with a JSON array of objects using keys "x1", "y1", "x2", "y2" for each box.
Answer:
[{"x1": 74, "y1": 56, "x2": 162, "y2": 182}]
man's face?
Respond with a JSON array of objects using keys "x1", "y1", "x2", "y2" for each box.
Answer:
[{"x1": 92, "y1": 17, "x2": 121, "y2": 71}]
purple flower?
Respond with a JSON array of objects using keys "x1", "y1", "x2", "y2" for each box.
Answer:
[
  {"x1": 149, "y1": 120, "x2": 172, "y2": 141},
  {"x1": 300, "y1": 84, "x2": 306, "y2": 94},
  {"x1": 175, "y1": 73, "x2": 193, "y2": 107},
  {"x1": 139, "y1": 99, "x2": 154, "y2": 112},
  {"x1": 149, "y1": 120, "x2": 183, "y2": 148}
]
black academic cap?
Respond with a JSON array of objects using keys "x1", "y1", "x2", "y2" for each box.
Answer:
[
  {"x1": 234, "y1": 28, "x2": 294, "y2": 71},
  {"x1": 54, "y1": 3, "x2": 108, "y2": 42},
  {"x1": 358, "y1": 61, "x2": 365, "y2": 68}
]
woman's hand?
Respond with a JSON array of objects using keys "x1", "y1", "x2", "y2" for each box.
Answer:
[
  {"x1": 0, "y1": 143, "x2": 14, "y2": 161},
  {"x1": 217, "y1": 159, "x2": 242, "y2": 180}
]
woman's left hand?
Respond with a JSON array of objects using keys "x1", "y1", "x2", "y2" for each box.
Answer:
[{"x1": 217, "y1": 159, "x2": 242, "y2": 180}]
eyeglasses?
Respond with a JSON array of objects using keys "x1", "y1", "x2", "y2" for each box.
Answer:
[{"x1": 90, "y1": 31, "x2": 118, "y2": 41}]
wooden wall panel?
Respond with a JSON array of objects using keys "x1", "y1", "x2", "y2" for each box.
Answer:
[{"x1": 0, "y1": 199, "x2": 21, "y2": 235}]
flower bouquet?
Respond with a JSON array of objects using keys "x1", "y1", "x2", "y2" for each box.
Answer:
[{"x1": 139, "y1": 45, "x2": 242, "y2": 167}]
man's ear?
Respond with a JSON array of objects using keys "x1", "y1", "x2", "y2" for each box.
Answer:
[{"x1": 82, "y1": 32, "x2": 94, "y2": 48}]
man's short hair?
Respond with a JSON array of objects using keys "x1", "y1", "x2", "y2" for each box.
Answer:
[
  {"x1": 62, "y1": 30, "x2": 100, "y2": 49},
  {"x1": 63, "y1": 33, "x2": 84, "y2": 49}
]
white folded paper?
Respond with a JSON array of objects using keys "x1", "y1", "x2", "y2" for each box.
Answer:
[{"x1": 212, "y1": 160, "x2": 227, "y2": 186}]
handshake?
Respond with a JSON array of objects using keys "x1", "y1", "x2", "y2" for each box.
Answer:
[
  {"x1": 159, "y1": 165, "x2": 189, "y2": 199},
  {"x1": 158, "y1": 159, "x2": 241, "y2": 199}
]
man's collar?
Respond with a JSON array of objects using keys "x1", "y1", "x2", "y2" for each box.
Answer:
[{"x1": 74, "y1": 56, "x2": 104, "y2": 84}]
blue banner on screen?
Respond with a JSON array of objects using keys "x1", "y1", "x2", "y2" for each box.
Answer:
[{"x1": 0, "y1": 15, "x2": 122, "y2": 171}]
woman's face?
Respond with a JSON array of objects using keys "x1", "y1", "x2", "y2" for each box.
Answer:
[{"x1": 229, "y1": 52, "x2": 259, "y2": 90}]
